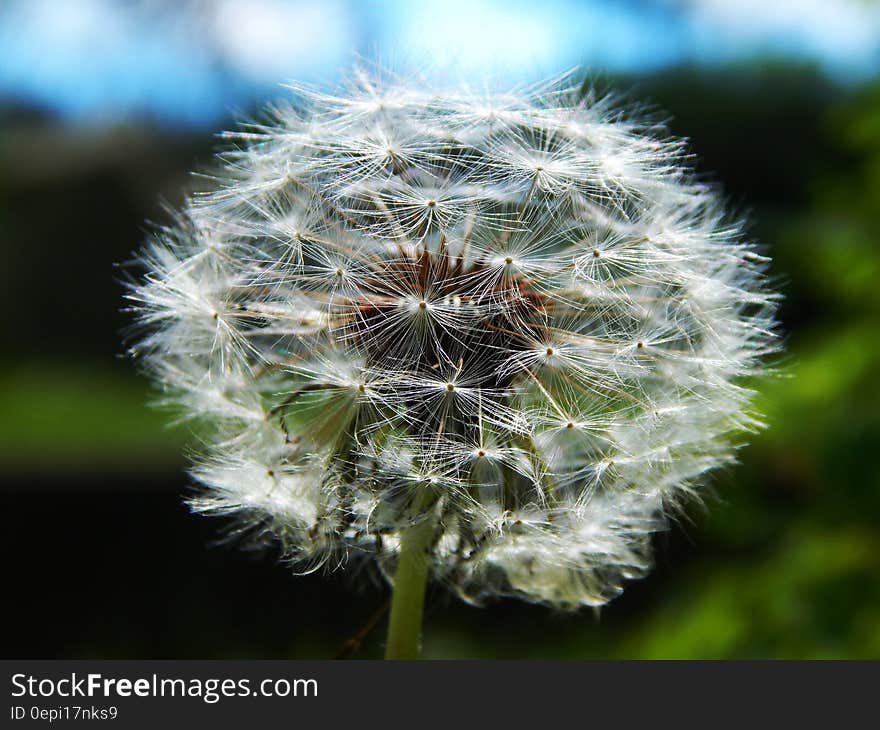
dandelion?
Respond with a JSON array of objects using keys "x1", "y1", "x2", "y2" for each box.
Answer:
[{"x1": 125, "y1": 70, "x2": 778, "y2": 659}]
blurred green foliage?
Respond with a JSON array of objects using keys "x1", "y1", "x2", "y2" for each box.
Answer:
[
  {"x1": 0, "y1": 363, "x2": 185, "y2": 469},
  {"x1": 1, "y1": 66, "x2": 878, "y2": 659}
]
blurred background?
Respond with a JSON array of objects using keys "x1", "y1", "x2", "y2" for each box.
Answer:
[{"x1": 1, "y1": 0, "x2": 879, "y2": 659}]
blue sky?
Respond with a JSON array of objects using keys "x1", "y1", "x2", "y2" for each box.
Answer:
[{"x1": 1, "y1": 0, "x2": 878, "y2": 126}]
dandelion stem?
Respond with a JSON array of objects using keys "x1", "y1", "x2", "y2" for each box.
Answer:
[{"x1": 384, "y1": 498, "x2": 437, "y2": 660}]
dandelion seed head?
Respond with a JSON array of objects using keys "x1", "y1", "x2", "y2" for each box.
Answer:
[{"x1": 126, "y1": 70, "x2": 778, "y2": 608}]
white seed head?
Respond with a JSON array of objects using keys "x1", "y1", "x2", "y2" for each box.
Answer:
[{"x1": 126, "y1": 71, "x2": 778, "y2": 609}]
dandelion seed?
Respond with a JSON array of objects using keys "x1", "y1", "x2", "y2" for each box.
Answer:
[{"x1": 125, "y1": 70, "x2": 778, "y2": 627}]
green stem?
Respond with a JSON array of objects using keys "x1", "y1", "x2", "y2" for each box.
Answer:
[{"x1": 384, "y1": 506, "x2": 436, "y2": 660}]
